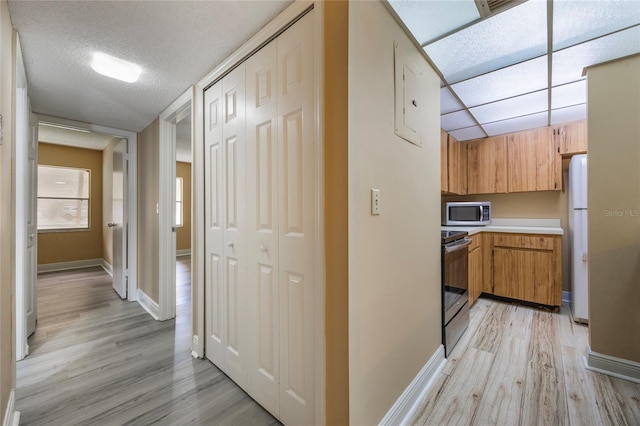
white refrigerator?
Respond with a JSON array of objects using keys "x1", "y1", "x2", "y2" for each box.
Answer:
[{"x1": 569, "y1": 154, "x2": 588, "y2": 323}]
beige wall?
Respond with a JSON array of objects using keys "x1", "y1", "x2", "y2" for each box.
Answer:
[
  {"x1": 37, "y1": 143, "x2": 103, "y2": 265},
  {"x1": 0, "y1": 0, "x2": 15, "y2": 417},
  {"x1": 443, "y1": 188, "x2": 571, "y2": 292},
  {"x1": 586, "y1": 55, "x2": 640, "y2": 363},
  {"x1": 176, "y1": 161, "x2": 191, "y2": 251},
  {"x1": 137, "y1": 118, "x2": 160, "y2": 302},
  {"x1": 347, "y1": 2, "x2": 442, "y2": 424},
  {"x1": 323, "y1": 1, "x2": 349, "y2": 424}
]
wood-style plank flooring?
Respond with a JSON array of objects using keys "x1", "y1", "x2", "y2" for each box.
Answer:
[
  {"x1": 16, "y1": 257, "x2": 280, "y2": 426},
  {"x1": 411, "y1": 297, "x2": 640, "y2": 426}
]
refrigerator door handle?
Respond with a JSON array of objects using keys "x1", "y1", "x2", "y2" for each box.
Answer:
[{"x1": 581, "y1": 210, "x2": 588, "y2": 262}]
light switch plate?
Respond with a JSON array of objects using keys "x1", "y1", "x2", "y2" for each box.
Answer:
[{"x1": 371, "y1": 189, "x2": 381, "y2": 215}]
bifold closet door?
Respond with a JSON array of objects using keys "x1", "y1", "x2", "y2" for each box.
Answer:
[
  {"x1": 204, "y1": 63, "x2": 248, "y2": 389},
  {"x1": 246, "y1": 40, "x2": 280, "y2": 415},
  {"x1": 276, "y1": 11, "x2": 316, "y2": 426}
]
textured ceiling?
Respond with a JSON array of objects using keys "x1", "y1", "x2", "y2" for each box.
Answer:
[{"x1": 9, "y1": 0, "x2": 292, "y2": 132}]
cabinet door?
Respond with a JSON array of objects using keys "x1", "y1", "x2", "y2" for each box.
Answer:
[
  {"x1": 507, "y1": 127, "x2": 559, "y2": 192},
  {"x1": 440, "y1": 129, "x2": 448, "y2": 192},
  {"x1": 467, "y1": 136, "x2": 507, "y2": 194},
  {"x1": 448, "y1": 134, "x2": 467, "y2": 195},
  {"x1": 493, "y1": 247, "x2": 555, "y2": 305},
  {"x1": 556, "y1": 120, "x2": 587, "y2": 156},
  {"x1": 468, "y1": 242, "x2": 482, "y2": 306}
]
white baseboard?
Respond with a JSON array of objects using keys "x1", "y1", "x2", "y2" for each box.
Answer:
[
  {"x1": 176, "y1": 249, "x2": 191, "y2": 257},
  {"x1": 101, "y1": 259, "x2": 113, "y2": 277},
  {"x1": 562, "y1": 291, "x2": 571, "y2": 304},
  {"x1": 585, "y1": 346, "x2": 640, "y2": 384},
  {"x1": 37, "y1": 258, "x2": 103, "y2": 273},
  {"x1": 137, "y1": 289, "x2": 160, "y2": 321},
  {"x1": 191, "y1": 335, "x2": 202, "y2": 358},
  {"x1": 379, "y1": 345, "x2": 446, "y2": 426},
  {"x1": 3, "y1": 389, "x2": 20, "y2": 426}
]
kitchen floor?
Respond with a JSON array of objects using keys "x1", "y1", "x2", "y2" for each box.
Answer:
[{"x1": 411, "y1": 297, "x2": 640, "y2": 425}]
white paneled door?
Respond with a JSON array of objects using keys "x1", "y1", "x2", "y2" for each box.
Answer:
[
  {"x1": 204, "y1": 64, "x2": 249, "y2": 389},
  {"x1": 275, "y1": 13, "x2": 316, "y2": 426},
  {"x1": 204, "y1": 9, "x2": 315, "y2": 425},
  {"x1": 246, "y1": 40, "x2": 280, "y2": 415},
  {"x1": 111, "y1": 139, "x2": 127, "y2": 299},
  {"x1": 25, "y1": 113, "x2": 38, "y2": 336}
]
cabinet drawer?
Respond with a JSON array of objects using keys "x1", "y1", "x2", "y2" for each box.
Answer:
[
  {"x1": 468, "y1": 234, "x2": 481, "y2": 251},
  {"x1": 492, "y1": 234, "x2": 555, "y2": 250}
]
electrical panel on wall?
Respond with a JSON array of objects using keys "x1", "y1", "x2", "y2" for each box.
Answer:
[{"x1": 394, "y1": 41, "x2": 422, "y2": 147}]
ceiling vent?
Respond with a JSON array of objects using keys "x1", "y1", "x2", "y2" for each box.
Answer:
[{"x1": 475, "y1": 0, "x2": 526, "y2": 19}]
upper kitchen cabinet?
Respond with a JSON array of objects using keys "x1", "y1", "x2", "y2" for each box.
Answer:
[
  {"x1": 467, "y1": 135, "x2": 507, "y2": 194},
  {"x1": 554, "y1": 120, "x2": 587, "y2": 156},
  {"x1": 441, "y1": 129, "x2": 448, "y2": 193},
  {"x1": 448, "y1": 135, "x2": 467, "y2": 195},
  {"x1": 507, "y1": 127, "x2": 560, "y2": 192},
  {"x1": 440, "y1": 130, "x2": 467, "y2": 195}
]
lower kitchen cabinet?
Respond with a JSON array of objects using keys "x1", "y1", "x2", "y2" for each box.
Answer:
[
  {"x1": 468, "y1": 234, "x2": 482, "y2": 306},
  {"x1": 485, "y1": 233, "x2": 562, "y2": 307}
]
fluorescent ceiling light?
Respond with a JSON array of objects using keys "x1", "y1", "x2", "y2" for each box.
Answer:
[{"x1": 91, "y1": 52, "x2": 141, "y2": 83}]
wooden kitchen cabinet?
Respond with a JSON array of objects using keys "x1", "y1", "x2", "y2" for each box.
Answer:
[
  {"x1": 486, "y1": 233, "x2": 562, "y2": 307},
  {"x1": 441, "y1": 129, "x2": 448, "y2": 193},
  {"x1": 554, "y1": 120, "x2": 587, "y2": 156},
  {"x1": 466, "y1": 135, "x2": 508, "y2": 194},
  {"x1": 448, "y1": 134, "x2": 467, "y2": 195},
  {"x1": 506, "y1": 127, "x2": 560, "y2": 192},
  {"x1": 468, "y1": 234, "x2": 482, "y2": 306}
]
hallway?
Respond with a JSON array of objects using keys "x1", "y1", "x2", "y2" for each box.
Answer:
[{"x1": 16, "y1": 258, "x2": 280, "y2": 425}]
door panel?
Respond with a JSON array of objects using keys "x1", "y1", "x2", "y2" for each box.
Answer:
[
  {"x1": 26, "y1": 113, "x2": 38, "y2": 335},
  {"x1": 221, "y1": 63, "x2": 247, "y2": 388},
  {"x1": 246, "y1": 41, "x2": 280, "y2": 415},
  {"x1": 277, "y1": 11, "x2": 315, "y2": 425},
  {"x1": 205, "y1": 81, "x2": 225, "y2": 368},
  {"x1": 112, "y1": 139, "x2": 127, "y2": 299}
]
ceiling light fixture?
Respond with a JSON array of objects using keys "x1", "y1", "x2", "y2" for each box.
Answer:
[
  {"x1": 91, "y1": 52, "x2": 141, "y2": 83},
  {"x1": 40, "y1": 122, "x2": 90, "y2": 133}
]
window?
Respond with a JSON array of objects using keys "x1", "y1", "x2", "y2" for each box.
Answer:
[
  {"x1": 37, "y1": 165, "x2": 90, "y2": 231},
  {"x1": 176, "y1": 177, "x2": 183, "y2": 227}
]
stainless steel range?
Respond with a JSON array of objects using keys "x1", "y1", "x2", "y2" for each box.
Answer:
[{"x1": 441, "y1": 230, "x2": 471, "y2": 357}]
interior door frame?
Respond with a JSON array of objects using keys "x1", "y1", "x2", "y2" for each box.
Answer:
[
  {"x1": 36, "y1": 114, "x2": 139, "y2": 302},
  {"x1": 158, "y1": 88, "x2": 193, "y2": 321},
  {"x1": 193, "y1": 1, "x2": 326, "y2": 422}
]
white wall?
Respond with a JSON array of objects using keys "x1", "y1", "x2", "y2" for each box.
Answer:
[{"x1": 348, "y1": 2, "x2": 442, "y2": 424}]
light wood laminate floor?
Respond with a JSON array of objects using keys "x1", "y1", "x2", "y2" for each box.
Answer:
[
  {"x1": 411, "y1": 297, "x2": 640, "y2": 426},
  {"x1": 16, "y1": 258, "x2": 280, "y2": 426}
]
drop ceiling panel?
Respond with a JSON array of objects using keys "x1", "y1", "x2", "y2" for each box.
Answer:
[
  {"x1": 483, "y1": 111, "x2": 549, "y2": 136},
  {"x1": 388, "y1": 0, "x2": 480, "y2": 45},
  {"x1": 449, "y1": 126, "x2": 486, "y2": 141},
  {"x1": 552, "y1": 26, "x2": 640, "y2": 86},
  {"x1": 550, "y1": 104, "x2": 587, "y2": 125},
  {"x1": 553, "y1": 0, "x2": 640, "y2": 50},
  {"x1": 425, "y1": 0, "x2": 546, "y2": 84},
  {"x1": 470, "y1": 90, "x2": 548, "y2": 124},
  {"x1": 440, "y1": 109, "x2": 477, "y2": 132},
  {"x1": 551, "y1": 80, "x2": 586, "y2": 109},
  {"x1": 451, "y1": 55, "x2": 548, "y2": 108},
  {"x1": 441, "y1": 87, "x2": 464, "y2": 114}
]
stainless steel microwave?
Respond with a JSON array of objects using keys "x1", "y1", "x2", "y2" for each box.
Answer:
[{"x1": 445, "y1": 202, "x2": 491, "y2": 226}]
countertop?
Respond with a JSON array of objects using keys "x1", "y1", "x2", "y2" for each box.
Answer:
[{"x1": 442, "y1": 218, "x2": 564, "y2": 236}]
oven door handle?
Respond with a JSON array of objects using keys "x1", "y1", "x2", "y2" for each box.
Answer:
[{"x1": 444, "y1": 238, "x2": 472, "y2": 253}]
